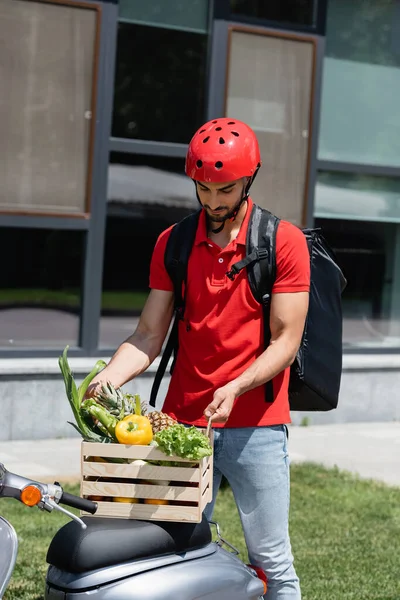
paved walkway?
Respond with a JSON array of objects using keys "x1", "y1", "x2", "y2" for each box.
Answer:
[
  {"x1": 1, "y1": 422, "x2": 399, "y2": 486},
  {"x1": 287, "y1": 422, "x2": 400, "y2": 487}
]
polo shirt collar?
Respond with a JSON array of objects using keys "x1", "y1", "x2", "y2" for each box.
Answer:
[{"x1": 194, "y1": 197, "x2": 254, "y2": 247}]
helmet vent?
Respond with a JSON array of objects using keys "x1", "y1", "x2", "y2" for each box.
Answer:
[
  {"x1": 199, "y1": 129, "x2": 206, "y2": 134},
  {"x1": 228, "y1": 121, "x2": 236, "y2": 125},
  {"x1": 212, "y1": 120, "x2": 218, "y2": 124},
  {"x1": 203, "y1": 136, "x2": 210, "y2": 143},
  {"x1": 215, "y1": 161, "x2": 223, "y2": 170},
  {"x1": 196, "y1": 160, "x2": 203, "y2": 168},
  {"x1": 215, "y1": 127, "x2": 222, "y2": 131},
  {"x1": 231, "y1": 131, "x2": 239, "y2": 137},
  {"x1": 219, "y1": 137, "x2": 225, "y2": 144}
]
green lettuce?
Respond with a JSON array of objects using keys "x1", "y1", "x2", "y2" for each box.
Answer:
[{"x1": 154, "y1": 424, "x2": 213, "y2": 461}]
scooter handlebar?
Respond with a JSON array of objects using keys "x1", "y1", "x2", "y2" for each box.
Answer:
[{"x1": 60, "y1": 491, "x2": 98, "y2": 514}]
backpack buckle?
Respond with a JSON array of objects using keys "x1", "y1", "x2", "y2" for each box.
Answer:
[
  {"x1": 226, "y1": 265, "x2": 240, "y2": 281},
  {"x1": 175, "y1": 306, "x2": 185, "y2": 320},
  {"x1": 257, "y1": 248, "x2": 268, "y2": 261},
  {"x1": 262, "y1": 293, "x2": 270, "y2": 306}
]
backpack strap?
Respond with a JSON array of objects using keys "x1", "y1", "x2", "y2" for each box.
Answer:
[
  {"x1": 227, "y1": 205, "x2": 280, "y2": 403},
  {"x1": 248, "y1": 206, "x2": 280, "y2": 403},
  {"x1": 149, "y1": 210, "x2": 201, "y2": 408}
]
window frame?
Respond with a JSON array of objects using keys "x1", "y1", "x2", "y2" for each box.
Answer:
[
  {"x1": 213, "y1": 0, "x2": 328, "y2": 35},
  {"x1": 0, "y1": 0, "x2": 102, "y2": 220},
  {"x1": 221, "y1": 23, "x2": 322, "y2": 228}
]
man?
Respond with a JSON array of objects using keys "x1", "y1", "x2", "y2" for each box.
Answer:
[{"x1": 88, "y1": 118, "x2": 310, "y2": 599}]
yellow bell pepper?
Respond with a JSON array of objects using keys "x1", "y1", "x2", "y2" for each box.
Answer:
[{"x1": 115, "y1": 414, "x2": 153, "y2": 445}]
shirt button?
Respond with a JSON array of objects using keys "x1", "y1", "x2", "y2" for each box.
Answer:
[{"x1": 218, "y1": 258, "x2": 224, "y2": 263}]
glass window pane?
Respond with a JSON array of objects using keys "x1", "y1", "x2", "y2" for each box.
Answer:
[
  {"x1": 0, "y1": 228, "x2": 84, "y2": 348},
  {"x1": 0, "y1": 0, "x2": 98, "y2": 215},
  {"x1": 314, "y1": 172, "x2": 400, "y2": 222},
  {"x1": 100, "y1": 153, "x2": 197, "y2": 349},
  {"x1": 316, "y1": 218, "x2": 400, "y2": 348},
  {"x1": 230, "y1": 0, "x2": 315, "y2": 26},
  {"x1": 226, "y1": 30, "x2": 314, "y2": 226},
  {"x1": 318, "y1": 0, "x2": 400, "y2": 166},
  {"x1": 112, "y1": 23, "x2": 207, "y2": 143},
  {"x1": 118, "y1": 0, "x2": 209, "y2": 33}
]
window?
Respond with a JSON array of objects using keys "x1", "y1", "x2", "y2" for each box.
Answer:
[
  {"x1": 318, "y1": 0, "x2": 400, "y2": 166},
  {"x1": 0, "y1": 0, "x2": 98, "y2": 216},
  {"x1": 0, "y1": 228, "x2": 84, "y2": 348},
  {"x1": 118, "y1": 0, "x2": 209, "y2": 33},
  {"x1": 112, "y1": 22, "x2": 208, "y2": 144},
  {"x1": 315, "y1": 172, "x2": 400, "y2": 348},
  {"x1": 314, "y1": 172, "x2": 400, "y2": 223},
  {"x1": 99, "y1": 153, "x2": 197, "y2": 349},
  {"x1": 230, "y1": 0, "x2": 316, "y2": 27},
  {"x1": 225, "y1": 29, "x2": 315, "y2": 226},
  {"x1": 316, "y1": 218, "x2": 400, "y2": 348}
]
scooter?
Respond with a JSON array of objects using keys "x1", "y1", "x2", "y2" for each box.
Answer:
[{"x1": 0, "y1": 462, "x2": 267, "y2": 599}]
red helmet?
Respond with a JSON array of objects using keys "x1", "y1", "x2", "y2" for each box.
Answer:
[{"x1": 185, "y1": 118, "x2": 261, "y2": 183}]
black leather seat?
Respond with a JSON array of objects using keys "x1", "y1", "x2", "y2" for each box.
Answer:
[{"x1": 46, "y1": 516, "x2": 212, "y2": 574}]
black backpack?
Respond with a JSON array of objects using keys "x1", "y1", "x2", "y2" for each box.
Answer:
[{"x1": 150, "y1": 204, "x2": 347, "y2": 412}]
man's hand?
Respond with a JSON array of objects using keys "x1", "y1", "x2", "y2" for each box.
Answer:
[
  {"x1": 204, "y1": 383, "x2": 238, "y2": 424},
  {"x1": 84, "y1": 380, "x2": 104, "y2": 400}
]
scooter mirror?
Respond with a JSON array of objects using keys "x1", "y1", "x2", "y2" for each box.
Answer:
[
  {"x1": 0, "y1": 464, "x2": 5, "y2": 497},
  {"x1": 0, "y1": 517, "x2": 18, "y2": 598}
]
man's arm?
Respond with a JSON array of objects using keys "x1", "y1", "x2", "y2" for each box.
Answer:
[
  {"x1": 205, "y1": 291, "x2": 309, "y2": 422},
  {"x1": 86, "y1": 289, "x2": 174, "y2": 395}
]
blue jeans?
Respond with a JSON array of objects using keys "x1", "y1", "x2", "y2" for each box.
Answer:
[{"x1": 204, "y1": 425, "x2": 301, "y2": 600}]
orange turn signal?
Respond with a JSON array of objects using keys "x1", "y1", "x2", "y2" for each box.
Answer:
[
  {"x1": 247, "y1": 564, "x2": 267, "y2": 595},
  {"x1": 20, "y1": 485, "x2": 42, "y2": 507}
]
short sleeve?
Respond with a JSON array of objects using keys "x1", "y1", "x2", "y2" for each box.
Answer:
[
  {"x1": 149, "y1": 226, "x2": 174, "y2": 291},
  {"x1": 272, "y1": 221, "x2": 310, "y2": 293}
]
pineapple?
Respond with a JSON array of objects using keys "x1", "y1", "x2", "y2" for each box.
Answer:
[{"x1": 145, "y1": 410, "x2": 177, "y2": 434}]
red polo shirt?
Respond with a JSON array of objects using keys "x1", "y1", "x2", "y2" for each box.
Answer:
[{"x1": 149, "y1": 198, "x2": 310, "y2": 428}]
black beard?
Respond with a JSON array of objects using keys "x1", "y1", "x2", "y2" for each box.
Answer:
[
  {"x1": 205, "y1": 199, "x2": 245, "y2": 229},
  {"x1": 206, "y1": 211, "x2": 229, "y2": 223}
]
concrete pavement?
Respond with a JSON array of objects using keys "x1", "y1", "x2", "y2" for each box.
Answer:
[
  {"x1": 1, "y1": 422, "x2": 399, "y2": 487},
  {"x1": 287, "y1": 422, "x2": 400, "y2": 487}
]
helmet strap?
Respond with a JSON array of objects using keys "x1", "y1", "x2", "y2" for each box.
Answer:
[
  {"x1": 194, "y1": 163, "x2": 261, "y2": 234},
  {"x1": 209, "y1": 189, "x2": 246, "y2": 234}
]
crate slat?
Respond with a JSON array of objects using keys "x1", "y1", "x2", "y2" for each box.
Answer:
[
  {"x1": 82, "y1": 441, "x2": 198, "y2": 463},
  {"x1": 82, "y1": 481, "x2": 199, "y2": 502},
  {"x1": 201, "y1": 483, "x2": 212, "y2": 504},
  {"x1": 82, "y1": 501, "x2": 201, "y2": 522},
  {"x1": 202, "y1": 456, "x2": 212, "y2": 476},
  {"x1": 81, "y1": 462, "x2": 200, "y2": 482}
]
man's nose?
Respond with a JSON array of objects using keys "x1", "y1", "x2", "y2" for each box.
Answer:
[{"x1": 207, "y1": 192, "x2": 221, "y2": 208}]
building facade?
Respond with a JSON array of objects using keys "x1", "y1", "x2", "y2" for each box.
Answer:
[{"x1": 1, "y1": 0, "x2": 400, "y2": 434}]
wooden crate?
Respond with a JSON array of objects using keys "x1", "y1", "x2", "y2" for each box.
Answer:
[{"x1": 80, "y1": 439, "x2": 213, "y2": 523}]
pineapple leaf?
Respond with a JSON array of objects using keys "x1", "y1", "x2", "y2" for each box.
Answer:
[{"x1": 134, "y1": 395, "x2": 142, "y2": 416}]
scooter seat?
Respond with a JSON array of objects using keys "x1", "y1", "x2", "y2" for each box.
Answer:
[{"x1": 46, "y1": 515, "x2": 212, "y2": 574}]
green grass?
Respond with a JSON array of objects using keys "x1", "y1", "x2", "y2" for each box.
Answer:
[
  {"x1": 0, "y1": 289, "x2": 149, "y2": 312},
  {"x1": 2, "y1": 464, "x2": 400, "y2": 600}
]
